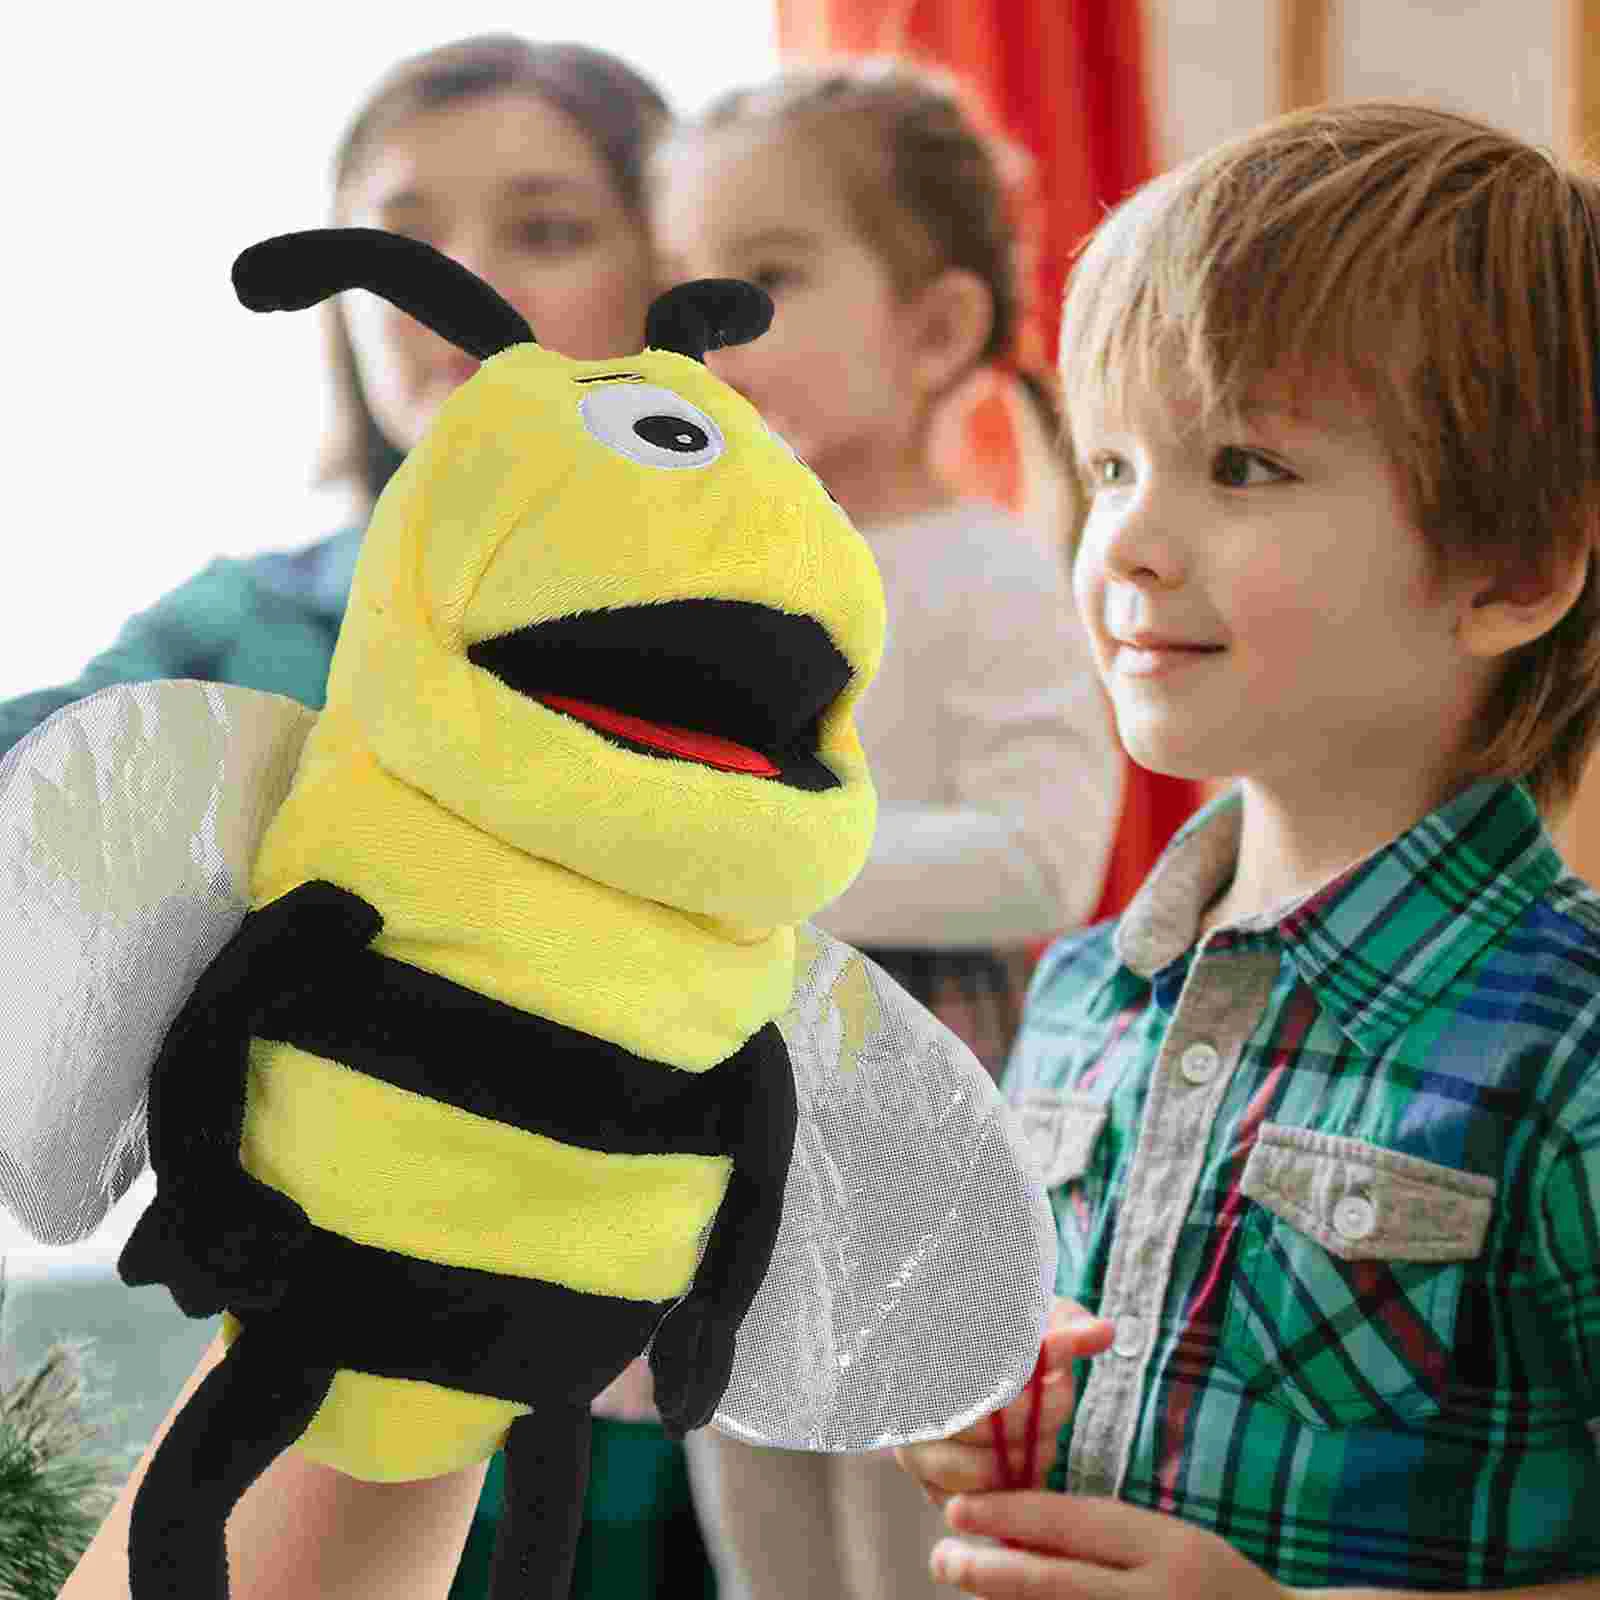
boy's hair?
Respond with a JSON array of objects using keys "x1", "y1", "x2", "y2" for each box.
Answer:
[
  {"x1": 1061, "y1": 100, "x2": 1600, "y2": 820},
  {"x1": 317, "y1": 34, "x2": 671, "y2": 507},
  {"x1": 659, "y1": 62, "x2": 1069, "y2": 466}
]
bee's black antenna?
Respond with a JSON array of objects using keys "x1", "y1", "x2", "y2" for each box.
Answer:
[
  {"x1": 645, "y1": 279, "x2": 773, "y2": 363},
  {"x1": 232, "y1": 228, "x2": 535, "y2": 359}
]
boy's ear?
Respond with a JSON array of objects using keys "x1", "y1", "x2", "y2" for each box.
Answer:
[
  {"x1": 908, "y1": 267, "x2": 994, "y2": 400},
  {"x1": 1456, "y1": 543, "x2": 1593, "y2": 659}
]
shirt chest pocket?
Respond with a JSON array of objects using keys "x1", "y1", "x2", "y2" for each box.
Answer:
[
  {"x1": 1014, "y1": 1088, "x2": 1108, "y2": 1252},
  {"x1": 1219, "y1": 1122, "x2": 1495, "y2": 1431}
]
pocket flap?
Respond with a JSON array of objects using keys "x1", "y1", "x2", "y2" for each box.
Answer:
[
  {"x1": 1013, "y1": 1089, "x2": 1107, "y2": 1188},
  {"x1": 1240, "y1": 1123, "x2": 1495, "y2": 1262}
]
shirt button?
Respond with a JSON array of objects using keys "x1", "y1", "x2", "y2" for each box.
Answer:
[
  {"x1": 1333, "y1": 1195, "x2": 1377, "y2": 1241},
  {"x1": 1112, "y1": 1316, "x2": 1144, "y2": 1359},
  {"x1": 1179, "y1": 1042, "x2": 1220, "y2": 1085}
]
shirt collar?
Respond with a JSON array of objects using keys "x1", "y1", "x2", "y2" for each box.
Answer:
[{"x1": 1112, "y1": 775, "x2": 1566, "y2": 1054}]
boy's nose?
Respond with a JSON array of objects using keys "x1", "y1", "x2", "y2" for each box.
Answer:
[{"x1": 1101, "y1": 495, "x2": 1179, "y2": 569}]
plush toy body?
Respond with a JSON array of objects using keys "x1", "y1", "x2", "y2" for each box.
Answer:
[{"x1": 0, "y1": 231, "x2": 1056, "y2": 1599}]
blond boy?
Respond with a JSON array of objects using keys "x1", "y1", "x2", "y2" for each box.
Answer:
[{"x1": 898, "y1": 101, "x2": 1600, "y2": 1598}]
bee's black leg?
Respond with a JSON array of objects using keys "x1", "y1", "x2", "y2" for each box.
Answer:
[
  {"x1": 127, "y1": 1322, "x2": 337, "y2": 1600},
  {"x1": 489, "y1": 1405, "x2": 593, "y2": 1599}
]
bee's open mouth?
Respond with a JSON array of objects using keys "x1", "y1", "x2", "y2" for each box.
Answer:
[{"x1": 466, "y1": 599, "x2": 852, "y2": 792}]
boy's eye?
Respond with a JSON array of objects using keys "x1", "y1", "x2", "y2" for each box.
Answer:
[
  {"x1": 1081, "y1": 453, "x2": 1127, "y2": 490},
  {"x1": 1213, "y1": 446, "x2": 1288, "y2": 488}
]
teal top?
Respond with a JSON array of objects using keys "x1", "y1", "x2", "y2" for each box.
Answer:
[
  {"x1": 0, "y1": 525, "x2": 365, "y2": 757},
  {"x1": 1004, "y1": 775, "x2": 1600, "y2": 1591}
]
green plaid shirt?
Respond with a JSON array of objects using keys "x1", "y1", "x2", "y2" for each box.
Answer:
[{"x1": 1004, "y1": 776, "x2": 1600, "y2": 1591}]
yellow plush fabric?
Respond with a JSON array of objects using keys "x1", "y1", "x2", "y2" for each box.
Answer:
[
  {"x1": 216, "y1": 1317, "x2": 526, "y2": 1482},
  {"x1": 240, "y1": 1036, "x2": 733, "y2": 1300},
  {"x1": 225, "y1": 341, "x2": 888, "y2": 1480},
  {"x1": 251, "y1": 345, "x2": 885, "y2": 1050}
]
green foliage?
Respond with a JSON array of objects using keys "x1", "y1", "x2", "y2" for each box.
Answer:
[{"x1": 0, "y1": 1262, "x2": 137, "y2": 1599}]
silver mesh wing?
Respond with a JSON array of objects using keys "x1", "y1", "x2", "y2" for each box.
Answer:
[
  {"x1": 710, "y1": 924, "x2": 1057, "y2": 1452},
  {"x1": 0, "y1": 681, "x2": 317, "y2": 1246}
]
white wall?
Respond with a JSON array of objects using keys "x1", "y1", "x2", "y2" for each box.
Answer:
[
  {"x1": 1144, "y1": 0, "x2": 1557, "y2": 170},
  {"x1": 1338, "y1": 0, "x2": 1556, "y2": 150}
]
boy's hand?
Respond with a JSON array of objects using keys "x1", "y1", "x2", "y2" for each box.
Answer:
[
  {"x1": 894, "y1": 1298, "x2": 1115, "y2": 1504},
  {"x1": 930, "y1": 1491, "x2": 1290, "y2": 1598}
]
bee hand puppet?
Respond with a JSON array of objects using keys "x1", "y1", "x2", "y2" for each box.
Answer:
[{"x1": 0, "y1": 228, "x2": 1056, "y2": 1599}]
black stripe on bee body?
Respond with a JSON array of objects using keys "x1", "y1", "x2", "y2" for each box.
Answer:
[
  {"x1": 235, "y1": 1219, "x2": 678, "y2": 1409},
  {"x1": 251, "y1": 946, "x2": 789, "y2": 1163}
]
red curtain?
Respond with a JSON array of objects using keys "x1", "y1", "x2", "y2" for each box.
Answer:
[{"x1": 774, "y1": 0, "x2": 1208, "y2": 937}]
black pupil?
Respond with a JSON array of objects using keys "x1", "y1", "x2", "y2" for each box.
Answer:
[{"x1": 635, "y1": 414, "x2": 708, "y2": 453}]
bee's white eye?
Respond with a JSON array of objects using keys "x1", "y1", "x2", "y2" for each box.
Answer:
[{"x1": 579, "y1": 384, "x2": 725, "y2": 469}]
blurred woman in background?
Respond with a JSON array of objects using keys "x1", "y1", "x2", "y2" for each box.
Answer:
[{"x1": 0, "y1": 32, "x2": 662, "y2": 752}]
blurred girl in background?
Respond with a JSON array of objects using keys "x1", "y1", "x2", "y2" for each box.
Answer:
[{"x1": 649, "y1": 62, "x2": 1123, "y2": 1599}]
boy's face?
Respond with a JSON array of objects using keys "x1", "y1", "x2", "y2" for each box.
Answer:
[{"x1": 1069, "y1": 370, "x2": 1501, "y2": 791}]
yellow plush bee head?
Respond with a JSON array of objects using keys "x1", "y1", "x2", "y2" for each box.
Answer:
[{"x1": 235, "y1": 230, "x2": 885, "y2": 929}]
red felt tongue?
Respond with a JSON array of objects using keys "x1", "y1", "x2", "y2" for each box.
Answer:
[{"x1": 537, "y1": 692, "x2": 781, "y2": 778}]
